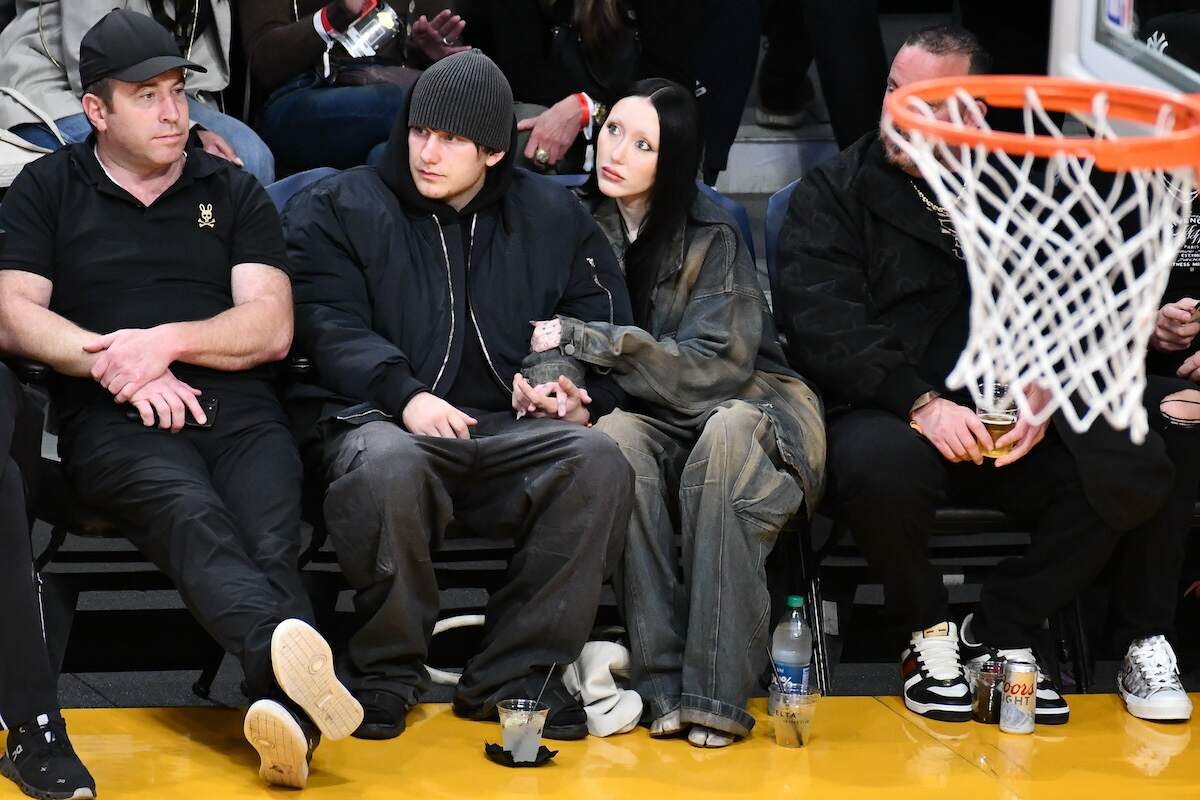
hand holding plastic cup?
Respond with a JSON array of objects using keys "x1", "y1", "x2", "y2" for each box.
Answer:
[
  {"x1": 975, "y1": 381, "x2": 1018, "y2": 459},
  {"x1": 498, "y1": 699, "x2": 549, "y2": 763},
  {"x1": 770, "y1": 686, "x2": 819, "y2": 748}
]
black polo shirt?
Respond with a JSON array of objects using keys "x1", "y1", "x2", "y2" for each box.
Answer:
[{"x1": 0, "y1": 139, "x2": 289, "y2": 417}]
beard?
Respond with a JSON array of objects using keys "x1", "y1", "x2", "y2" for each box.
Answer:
[{"x1": 878, "y1": 126, "x2": 922, "y2": 177}]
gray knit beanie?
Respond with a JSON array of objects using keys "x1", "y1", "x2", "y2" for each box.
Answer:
[{"x1": 409, "y1": 49, "x2": 514, "y2": 152}]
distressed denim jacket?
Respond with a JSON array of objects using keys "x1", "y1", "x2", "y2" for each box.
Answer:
[{"x1": 558, "y1": 191, "x2": 827, "y2": 513}]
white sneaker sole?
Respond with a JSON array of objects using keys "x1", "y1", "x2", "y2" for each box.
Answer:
[
  {"x1": 1034, "y1": 702, "x2": 1070, "y2": 724},
  {"x1": 244, "y1": 700, "x2": 309, "y2": 789},
  {"x1": 271, "y1": 619, "x2": 364, "y2": 741},
  {"x1": 1120, "y1": 685, "x2": 1193, "y2": 722}
]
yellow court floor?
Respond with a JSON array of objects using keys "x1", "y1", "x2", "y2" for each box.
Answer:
[{"x1": 3, "y1": 695, "x2": 1197, "y2": 799}]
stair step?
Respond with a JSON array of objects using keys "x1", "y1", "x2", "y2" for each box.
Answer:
[{"x1": 715, "y1": 122, "x2": 838, "y2": 195}]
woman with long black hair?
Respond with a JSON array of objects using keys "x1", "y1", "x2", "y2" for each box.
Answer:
[{"x1": 528, "y1": 78, "x2": 826, "y2": 746}]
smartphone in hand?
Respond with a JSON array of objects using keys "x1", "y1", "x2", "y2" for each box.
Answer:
[{"x1": 124, "y1": 395, "x2": 219, "y2": 429}]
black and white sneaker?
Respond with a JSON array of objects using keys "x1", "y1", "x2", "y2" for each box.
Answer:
[
  {"x1": 1118, "y1": 635, "x2": 1193, "y2": 722},
  {"x1": 899, "y1": 621, "x2": 972, "y2": 722},
  {"x1": 244, "y1": 700, "x2": 320, "y2": 789},
  {"x1": 0, "y1": 713, "x2": 96, "y2": 800},
  {"x1": 960, "y1": 613, "x2": 1070, "y2": 725}
]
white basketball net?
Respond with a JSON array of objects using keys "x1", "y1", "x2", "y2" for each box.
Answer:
[{"x1": 883, "y1": 86, "x2": 1195, "y2": 443}]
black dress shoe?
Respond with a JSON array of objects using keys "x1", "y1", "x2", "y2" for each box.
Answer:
[
  {"x1": 537, "y1": 681, "x2": 588, "y2": 741},
  {"x1": 352, "y1": 690, "x2": 410, "y2": 740}
]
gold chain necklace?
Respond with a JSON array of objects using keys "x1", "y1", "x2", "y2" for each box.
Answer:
[
  {"x1": 910, "y1": 181, "x2": 948, "y2": 215},
  {"x1": 910, "y1": 181, "x2": 965, "y2": 260}
]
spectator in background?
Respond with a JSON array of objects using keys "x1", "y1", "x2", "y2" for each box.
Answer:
[
  {"x1": 528, "y1": 78, "x2": 825, "y2": 747},
  {"x1": 0, "y1": 363, "x2": 96, "y2": 800},
  {"x1": 1139, "y1": 4, "x2": 1200, "y2": 73},
  {"x1": 463, "y1": 0, "x2": 696, "y2": 172},
  {"x1": 0, "y1": 11, "x2": 364, "y2": 788},
  {"x1": 241, "y1": 1, "x2": 469, "y2": 175},
  {"x1": 698, "y1": 0, "x2": 886, "y2": 185},
  {"x1": 754, "y1": 0, "x2": 821, "y2": 130},
  {"x1": 0, "y1": 0, "x2": 274, "y2": 184}
]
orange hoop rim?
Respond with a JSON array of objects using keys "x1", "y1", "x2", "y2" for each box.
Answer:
[{"x1": 885, "y1": 75, "x2": 1200, "y2": 172}]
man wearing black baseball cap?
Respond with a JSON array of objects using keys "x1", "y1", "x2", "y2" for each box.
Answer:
[
  {"x1": 0, "y1": 3, "x2": 272, "y2": 182},
  {"x1": 0, "y1": 8, "x2": 361, "y2": 791},
  {"x1": 78, "y1": 6, "x2": 209, "y2": 90}
]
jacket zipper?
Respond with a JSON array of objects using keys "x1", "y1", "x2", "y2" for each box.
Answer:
[
  {"x1": 431, "y1": 216, "x2": 456, "y2": 392},
  {"x1": 464, "y1": 215, "x2": 512, "y2": 395},
  {"x1": 335, "y1": 408, "x2": 393, "y2": 422},
  {"x1": 586, "y1": 257, "x2": 615, "y2": 324}
]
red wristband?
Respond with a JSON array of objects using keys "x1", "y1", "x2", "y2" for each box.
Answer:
[
  {"x1": 574, "y1": 93, "x2": 591, "y2": 128},
  {"x1": 319, "y1": 6, "x2": 335, "y2": 34}
]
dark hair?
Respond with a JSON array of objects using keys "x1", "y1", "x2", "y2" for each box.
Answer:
[
  {"x1": 83, "y1": 78, "x2": 116, "y2": 106},
  {"x1": 588, "y1": 78, "x2": 699, "y2": 326},
  {"x1": 903, "y1": 24, "x2": 992, "y2": 74},
  {"x1": 575, "y1": 0, "x2": 624, "y2": 53}
]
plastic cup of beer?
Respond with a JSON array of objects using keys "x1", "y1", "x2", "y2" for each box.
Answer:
[
  {"x1": 770, "y1": 687, "x2": 818, "y2": 748},
  {"x1": 975, "y1": 382, "x2": 1018, "y2": 459},
  {"x1": 497, "y1": 699, "x2": 549, "y2": 763}
]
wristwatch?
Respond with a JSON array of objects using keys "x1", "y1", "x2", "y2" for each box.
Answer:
[{"x1": 908, "y1": 390, "x2": 940, "y2": 433}]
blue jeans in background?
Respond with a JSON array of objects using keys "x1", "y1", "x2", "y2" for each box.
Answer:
[
  {"x1": 259, "y1": 73, "x2": 408, "y2": 175},
  {"x1": 12, "y1": 98, "x2": 275, "y2": 184}
]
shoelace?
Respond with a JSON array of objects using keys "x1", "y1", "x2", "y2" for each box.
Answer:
[
  {"x1": 915, "y1": 635, "x2": 963, "y2": 681},
  {"x1": 1130, "y1": 637, "x2": 1181, "y2": 691},
  {"x1": 19, "y1": 718, "x2": 76, "y2": 763}
]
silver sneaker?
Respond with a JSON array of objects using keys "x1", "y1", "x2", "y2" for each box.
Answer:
[{"x1": 1118, "y1": 636, "x2": 1193, "y2": 722}]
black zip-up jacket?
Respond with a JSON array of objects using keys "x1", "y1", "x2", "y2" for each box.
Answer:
[{"x1": 281, "y1": 96, "x2": 633, "y2": 443}]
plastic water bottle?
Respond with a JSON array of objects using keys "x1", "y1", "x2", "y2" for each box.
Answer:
[{"x1": 771, "y1": 595, "x2": 812, "y2": 696}]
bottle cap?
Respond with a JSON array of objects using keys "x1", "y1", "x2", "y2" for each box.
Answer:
[{"x1": 786, "y1": 595, "x2": 804, "y2": 609}]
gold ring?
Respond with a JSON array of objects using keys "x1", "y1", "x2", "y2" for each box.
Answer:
[{"x1": 534, "y1": 148, "x2": 550, "y2": 165}]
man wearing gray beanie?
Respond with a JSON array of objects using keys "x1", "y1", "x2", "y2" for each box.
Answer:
[{"x1": 281, "y1": 50, "x2": 637, "y2": 741}]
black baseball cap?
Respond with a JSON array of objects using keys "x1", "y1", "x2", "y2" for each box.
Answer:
[{"x1": 79, "y1": 9, "x2": 206, "y2": 90}]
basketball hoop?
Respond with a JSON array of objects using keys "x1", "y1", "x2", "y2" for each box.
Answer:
[{"x1": 883, "y1": 75, "x2": 1200, "y2": 443}]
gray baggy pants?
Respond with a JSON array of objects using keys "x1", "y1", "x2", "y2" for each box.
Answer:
[
  {"x1": 317, "y1": 412, "x2": 634, "y2": 713},
  {"x1": 595, "y1": 401, "x2": 805, "y2": 737}
]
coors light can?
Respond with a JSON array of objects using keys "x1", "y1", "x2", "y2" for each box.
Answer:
[{"x1": 999, "y1": 661, "x2": 1037, "y2": 734}]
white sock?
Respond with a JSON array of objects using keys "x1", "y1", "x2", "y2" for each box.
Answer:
[
  {"x1": 650, "y1": 709, "x2": 683, "y2": 737},
  {"x1": 687, "y1": 725, "x2": 734, "y2": 748}
]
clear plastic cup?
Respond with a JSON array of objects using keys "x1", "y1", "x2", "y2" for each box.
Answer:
[
  {"x1": 975, "y1": 382, "x2": 1018, "y2": 459},
  {"x1": 770, "y1": 688, "x2": 818, "y2": 748},
  {"x1": 497, "y1": 699, "x2": 549, "y2": 763}
]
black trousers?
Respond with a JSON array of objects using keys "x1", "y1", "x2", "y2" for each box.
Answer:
[
  {"x1": 58, "y1": 386, "x2": 313, "y2": 699},
  {"x1": 800, "y1": 0, "x2": 886, "y2": 150},
  {"x1": 0, "y1": 363, "x2": 57, "y2": 729},
  {"x1": 827, "y1": 409, "x2": 1122, "y2": 647},
  {"x1": 698, "y1": 0, "x2": 887, "y2": 177},
  {"x1": 828, "y1": 382, "x2": 1200, "y2": 648},
  {"x1": 315, "y1": 411, "x2": 633, "y2": 713},
  {"x1": 1107, "y1": 377, "x2": 1200, "y2": 647}
]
